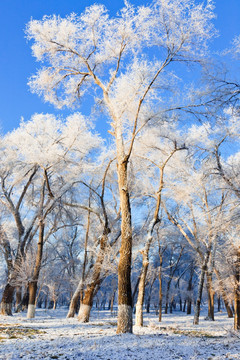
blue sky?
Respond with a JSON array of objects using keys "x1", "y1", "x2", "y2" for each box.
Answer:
[{"x1": 0, "y1": 0, "x2": 239, "y2": 134}]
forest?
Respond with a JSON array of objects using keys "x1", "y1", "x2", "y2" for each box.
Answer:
[{"x1": 0, "y1": 0, "x2": 240, "y2": 349}]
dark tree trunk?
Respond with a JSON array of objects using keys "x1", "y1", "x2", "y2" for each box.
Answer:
[
  {"x1": 187, "y1": 264, "x2": 194, "y2": 315},
  {"x1": 218, "y1": 296, "x2": 221, "y2": 312},
  {"x1": 206, "y1": 271, "x2": 214, "y2": 321},
  {"x1": 158, "y1": 251, "x2": 163, "y2": 322},
  {"x1": 27, "y1": 219, "x2": 44, "y2": 318},
  {"x1": 234, "y1": 249, "x2": 240, "y2": 331},
  {"x1": 0, "y1": 283, "x2": 15, "y2": 315},
  {"x1": 193, "y1": 249, "x2": 211, "y2": 325}
]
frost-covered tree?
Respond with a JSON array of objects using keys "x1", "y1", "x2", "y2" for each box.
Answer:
[
  {"x1": 0, "y1": 113, "x2": 102, "y2": 316},
  {"x1": 132, "y1": 125, "x2": 187, "y2": 326},
  {"x1": 26, "y1": 0, "x2": 216, "y2": 333}
]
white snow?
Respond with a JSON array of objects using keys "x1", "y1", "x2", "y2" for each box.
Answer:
[{"x1": 0, "y1": 308, "x2": 239, "y2": 359}]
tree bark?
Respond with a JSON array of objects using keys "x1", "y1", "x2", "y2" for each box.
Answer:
[
  {"x1": 116, "y1": 160, "x2": 133, "y2": 334},
  {"x1": 135, "y1": 260, "x2": 148, "y2": 326},
  {"x1": 234, "y1": 248, "x2": 240, "y2": 331},
  {"x1": 193, "y1": 249, "x2": 210, "y2": 325},
  {"x1": 187, "y1": 265, "x2": 194, "y2": 315},
  {"x1": 0, "y1": 283, "x2": 15, "y2": 315},
  {"x1": 27, "y1": 219, "x2": 44, "y2": 318},
  {"x1": 67, "y1": 283, "x2": 81, "y2": 318},
  {"x1": 206, "y1": 271, "x2": 214, "y2": 321}
]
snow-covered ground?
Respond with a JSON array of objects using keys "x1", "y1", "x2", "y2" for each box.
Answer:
[{"x1": 0, "y1": 308, "x2": 239, "y2": 359}]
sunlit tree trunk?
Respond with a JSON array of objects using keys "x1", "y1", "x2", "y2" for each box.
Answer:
[
  {"x1": 135, "y1": 255, "x2": 148, "y2": 326},
  {"x1": 116, "y1": 159, "x2": 133, "y2": 334}
]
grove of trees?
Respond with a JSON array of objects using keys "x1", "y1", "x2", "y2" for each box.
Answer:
[{"x1": 1, "y1": 0, "x2": 240, "y2": 334}]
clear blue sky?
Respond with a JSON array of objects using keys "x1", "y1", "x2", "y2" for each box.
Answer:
[{"x1": 0, "y1": 0, "x2": 239, "y2": 134}]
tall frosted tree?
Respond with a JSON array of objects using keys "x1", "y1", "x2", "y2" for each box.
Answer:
[{"x1": 26, "y1": 0, "x2": 215, "y2": 333}]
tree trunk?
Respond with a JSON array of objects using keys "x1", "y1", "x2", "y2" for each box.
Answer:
[
  {"x1": 234, "y1": 249, "x2": 240, "y2": 331},
  {"x1": 15, "y1": 286, "x2": 22, "y2": 312},
  {"x1": 183, "y1": 300, "x2": 186, "y2": 312},
  {"x1": 27, "y1": 281, "x2": 37, "y2": 318},
  {"x1": 206, "y1": 271, "x2": 214, "y2": 321},
  {"x1": 193, "y1": 250, "x2": 210, "y2": 325},
  {"x1": 159, "y1": 251, "x2": 163, "y2": 322},
  {"x1": 78, "y1": 234, "x2": 107, "y2": 323},
  {"x1": 186, "y1": 264, "x2": 194, "y2": 315},
  {"x1": 165, "y1": 280, "x2": 171, "y2": 314},
  {"x1": 67, "y1": 283, "x2": 81, "y2": 318},
  {"x1": 218, "y1": 296, "x2": 221, "y2": 312},
  {"x1": 116, "y1": 160, "x2": 133, "y2": 334},
  {"x1": 214, "y1": 268, "x2": 233, "y2": 318},
  {"x1": 27, "y1": 219, "x2": 44, "y2": 319},
  {"x1": 187, "y1": 299, "x2": 192, "y2": 315},
  {"x1": 0, "y1": 283, "x2": 15, "y2": 315},
  {"x1": 179, "y1": 297, "x2": 182, "y2": 311},
  {"x1": 111, "y1": 290, "x2": 116, "y2": 314},
  {"x1": 135, "y1": 257, "x2": 148, "y2": 326}
]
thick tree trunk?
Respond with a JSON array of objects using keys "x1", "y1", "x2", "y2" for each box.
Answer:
[
  {"x1": 78, "y1": 280, "x2": 97, "y2": 322},
  {"x1": 67, "y1": 283, "x2": 81, "y2": 318},
  {"x1": 234, "y1": 249, "x2": 240, "y2": 331},
  {"x1": 27, "y1": 282, "x2": 37, "y2": 318},
  {"x1": 116, "y1": 160, "x2": 133, "y2": 334},
  {"x1": 206, "y1": 271, "x2": 214, "y2": 321},
  {"x1": 0, "y1": 283, "x2": 15, "y2": 315},
  {"x1": 27, "y1": 219, "x2": 44, "y2": 319},
  {"x1": 187, "y1": 299, "x2": 192, "y2": 315}
]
